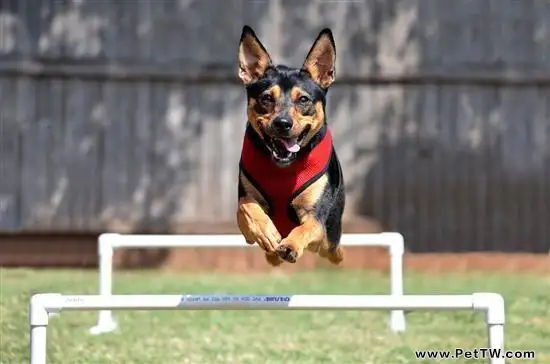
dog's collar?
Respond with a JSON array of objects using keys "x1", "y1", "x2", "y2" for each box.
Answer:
[{"x1": 244, "y1": 122, "x2": 328, "y2": 158}]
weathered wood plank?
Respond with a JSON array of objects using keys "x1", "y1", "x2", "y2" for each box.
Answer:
[
  {"x1": 18, "y1": 77, "x2": 50, "y2": 229},
  {"x1": 100, "y1": 81, "x2": 135, "y2": 225},
  {"x1": 42, "y1": 79, "x2": 67, "y2": 227},
  {"x1": 537, "y1": 88, "x2": 550, "y2": 252},
  {"x1": 60, "y1": 80, "x2": 103, "y2": 228},
  {"x1": 147, "y1": 83, "x2": 193, "y2": 228},
  {"x1": 126, "y1": 82, "x2": 152, "y2": 227},
  {"x1": 415, "y1": 84, "x2": 440, "y2": 249},
  {"x1": 0, "y1": 78, "x2": 21, "y2": 229},
  {"x1": 454, "y1": 85, "x2": 487, "y2": 251},
  {"x1": 496, "y1": 87, "x2": 541, "y2": 251}
]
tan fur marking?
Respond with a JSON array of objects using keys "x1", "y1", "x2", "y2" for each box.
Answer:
[
  {"x1": 310, "y1": 101, "x2": 325, "y2": 135},
  {"x1": 279, "y1": 218, "x2": 325, "y2": 261},
  {"x1": 247, "y1": 85, "x2": 282, "y2": 136},
  {"x1": 287, "y1": 86, "x2": 325, "y2": 145},
  {"x1": 295, "y1": 101, "x2": 325, "y2": 146},
  {"x1": 240, "y1": 172, "x2": 268, "y2": 210},
  {"x1": 288, "y1": 107, "x2": 301, "y2": 134},
  {"x1": 276, "y1": 175, "x2": 328, "y2": 261},
  {"x1": 270, "y1": 85, "x2": 281, "y2": 102},
  {"x1": 302, "y1": 33, "x2": 336, "y2": 88},
  {"x1": 238, "y1": 32, "x2": 272, "y2": 85},
  {"x1": 238, "y1": 172, "x2": 284, "y2": 266},
  {"x1": 246, "y1": 98, "x2": 265, "y2": 137},
  {"x1": 237, "y1": 196, "x2": 281, "y2": 253},
  {"x1": 290, "y1": 87, "x2": 308, "y2": 102},
  {"x1": 291, "y1": 174, "x2": 328, "y2": 221},
  {"x1": 265, "y1": 252, "x2": 284, "y2": 266},
  {"x1": 319, "y1": 244, "x2": 344, "y2": 264}
]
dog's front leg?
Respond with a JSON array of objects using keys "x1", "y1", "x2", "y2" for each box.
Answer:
[
  {"x1": 237, "y1": 173, "x2": 284, "y2": 266},
  {"x1": 276, "y1": 216, "x2": 325, "y2": 263},
  {"x1": 237, "y1": 196, "x2": 284, "y2": 266},
  {"x1": 276, "y1": 175, "x2": 328, "y2": 263}
]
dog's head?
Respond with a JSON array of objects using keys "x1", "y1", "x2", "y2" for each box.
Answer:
[{"x1": 238, "y1": 25, "x2": 336, "y2": 167}]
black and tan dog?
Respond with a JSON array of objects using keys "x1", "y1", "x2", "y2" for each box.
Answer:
[{"x1": 236, "y1": 25, "x2": 345, "y2": 266}]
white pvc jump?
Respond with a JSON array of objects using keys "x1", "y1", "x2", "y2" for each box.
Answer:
[
  {"x1": 29, "y1": 292, "x2": 506, "y2": 364},
  {"x1": 89, "y1": 232, "x2": 406, "y2": 335}
]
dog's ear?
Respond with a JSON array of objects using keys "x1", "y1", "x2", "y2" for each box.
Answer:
[
  {"x1": 302, "y1": 28, "x2": 336, "y2": 88},
  {"x1": 238, "y1": 25, "x2": 272, "y2": 85}
]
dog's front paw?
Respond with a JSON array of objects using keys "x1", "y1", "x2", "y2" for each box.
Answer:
[
  {"x1": 276, "y1": 239, "x2": 303, "y2": 263},
  {"x1": 237, "y1": 207, "x2": 281, "y2": 253},
  {"x1": 265, "y1": 252, "x2": 284, "y2": 266},
  {"x1": 251, "y1": 220, "x2": 282, "y2": 253},
  {"x1": 319, "y1": 244, "x2": 344, "y2": 265}
]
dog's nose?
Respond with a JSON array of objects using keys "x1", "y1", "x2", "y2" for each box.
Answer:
[{"x1": 273, "y1": 117, "x2": 293, "y2": 132}]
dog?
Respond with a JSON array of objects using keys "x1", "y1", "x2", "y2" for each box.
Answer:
[{"x1": 236, "y1": 25, "x2": 345, "y2": 267}]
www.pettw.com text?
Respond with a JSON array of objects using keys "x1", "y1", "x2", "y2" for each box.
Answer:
[{"x1": 414, "y1": 348, "x2": 535, "y2": 360}]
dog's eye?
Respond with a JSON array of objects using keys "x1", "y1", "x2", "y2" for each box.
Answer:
[
  {"x1": 298, "y1": 95, "x2": 311, "y2": 104},
  {"x1": 260, "y1": 94, "x2": 275, "y2": 104}
]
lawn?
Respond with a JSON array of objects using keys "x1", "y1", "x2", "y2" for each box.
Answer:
[{"x1": 1, "y1": 268, "x2": 548, "y2": 364}]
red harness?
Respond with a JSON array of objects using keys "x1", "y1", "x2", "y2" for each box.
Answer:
[{"x1": 239, "y1": 126, "x2": 333, "y2": 237}]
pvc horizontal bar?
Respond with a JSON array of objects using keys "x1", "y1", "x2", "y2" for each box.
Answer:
[
  {"x1": 103, "y1": 232, "x2": 403, "y2": 249},
  {"x1": 41, "y1": 294, "x2": 479, "y2": 312},
  {"x1": 30, "y1": 292, "x2": 506, "y2": 364}
]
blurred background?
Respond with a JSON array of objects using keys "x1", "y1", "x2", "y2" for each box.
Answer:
[{"x1": 1, "y1": 0, "x2": 549, "y2": 271}]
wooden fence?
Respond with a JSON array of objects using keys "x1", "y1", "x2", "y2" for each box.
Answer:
[{"x1": 1, "y1": 0, "x2": 549, "y2": 252}]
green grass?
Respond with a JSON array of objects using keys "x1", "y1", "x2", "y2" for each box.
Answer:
[{"x1": 0, "y1": 268, "x2": 548, "y2": 364}]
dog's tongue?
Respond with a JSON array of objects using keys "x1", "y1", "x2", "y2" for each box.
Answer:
[{"x1": 280, "y1": 138, "x2": 300, "y2": 153}]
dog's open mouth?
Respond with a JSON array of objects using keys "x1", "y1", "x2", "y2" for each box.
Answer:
[{"x1": 264, "y1": 125, "x2": 311, "y2": 165}]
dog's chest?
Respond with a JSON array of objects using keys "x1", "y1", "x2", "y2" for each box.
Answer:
[{"x1": 239, "y1": 130, "x2": 333, "y2": 202}]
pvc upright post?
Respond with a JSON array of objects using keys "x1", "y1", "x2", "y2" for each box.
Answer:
[
  {"x1": 385, "y1": 232, "x2": 406, "y2": 332},
  {"x1": 29, "y1": 296, "x2": 48, "y2": 364},
  {"x1": 473, "y1": 293, "x2": 506, "y2": 364},
  {"x1": 29, "y1": 294, "x2": 62, "y2": 364},
  {"x1": 89, "y1": 233, "x2": 118, "y2": 335}
]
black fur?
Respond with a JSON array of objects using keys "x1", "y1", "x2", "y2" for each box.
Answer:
[{"x1": 319, "y1": 148, "x2": 345, "y2": 251}]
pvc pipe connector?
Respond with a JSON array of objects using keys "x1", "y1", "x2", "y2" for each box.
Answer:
[
  {"x1": 382, "y1": 232, "x2": 405, "y2": 256},
  {"x1": 98, "y1": 233, "x2": 118, "y2": 256},
  {"x1": 29, "y1": 294, "x2": 63, "y2": 326},
  {"x1": 472, "y1": 292, "x2": 505, "y2": 325}
]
